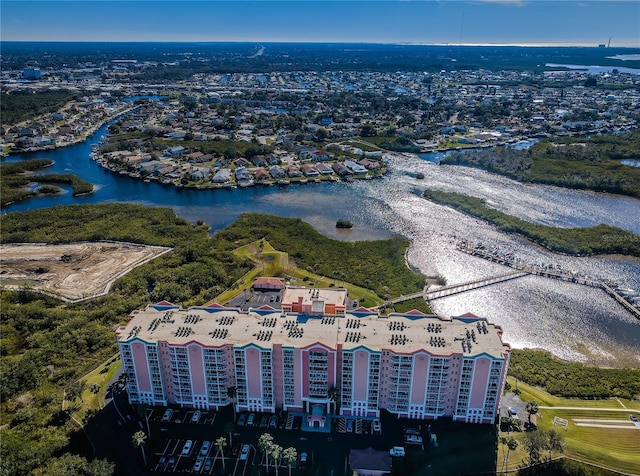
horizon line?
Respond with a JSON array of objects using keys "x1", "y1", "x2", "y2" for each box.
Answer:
[{"x1": 2, "y1": 40, "x2": 639, "y2": 48}]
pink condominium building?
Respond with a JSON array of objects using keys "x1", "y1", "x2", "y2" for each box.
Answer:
[{"x1": 117, "y1": 297, "x2": 510, "y2": 424}]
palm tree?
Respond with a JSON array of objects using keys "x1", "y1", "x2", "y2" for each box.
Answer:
[
  {"x1": 525, "y1": 401, "x2": 539, "y2": 427},
  {"x1": 258, "y1": 433, "x2": 274, "y2": 469},
  {"x1": 131, "y1": 430, "x2": 147, "y2": 466},
  {"x1": 546, "y1": 429, "x2": 565, "y2": 460},
  {"x1": 282, "y1": 447, "x2": 297, "y2": 476},
  {"x1": 270, "y1": 444, "x2": 283, "y2": 476},
  {"x1": 215, "y1": 436, "x2": 227, "y2": 471},
  {"x1": 499, "y1": 436, "x2": 508, "y2": 471},
  {"x1": 224, "y1": 421, "x2": 235, "y2": 447},
  {"x1": 226, "y1": 386, "x2": 237, "y2": 421},
  {"x1": 328, "y1": 386, "x2": 340, "y2": 414},
  {"x1": 505, "y1": 436, "x2": 518, "y2": 470}
]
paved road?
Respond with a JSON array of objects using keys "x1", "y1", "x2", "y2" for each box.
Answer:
[{"x1": 539, "y1": 406, "x2": 640, "y2": 412}]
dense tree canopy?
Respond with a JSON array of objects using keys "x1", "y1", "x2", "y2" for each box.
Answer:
[{"x1": 510, "y1": 349, "x2": 640, "y2": 400}]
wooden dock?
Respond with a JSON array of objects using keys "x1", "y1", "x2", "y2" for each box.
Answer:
[{"x1": 456, "y1": 241, "x2": 640, "y2": 320}]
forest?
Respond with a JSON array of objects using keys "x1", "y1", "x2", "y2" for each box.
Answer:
[
  {"x1": 441, "y1": 131, "x2": 640, "y2": 199},
  {"x1": 422, "y1": 189, "x2": 640, "y2": 257},
  {"x1": 0, "y1": 89, "x2": 77, "y2": 125},
  {"x1": 509, "y1": 349, "x2": 640, "y2": 400}
]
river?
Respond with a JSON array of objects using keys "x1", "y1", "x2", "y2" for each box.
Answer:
[{"x1": 3, "y1": 120, "x2": 640, "y2": 367}]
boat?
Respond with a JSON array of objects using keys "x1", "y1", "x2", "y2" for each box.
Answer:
[{"x1": 277, "y1": 179, "x2": 290, "y2": 187}]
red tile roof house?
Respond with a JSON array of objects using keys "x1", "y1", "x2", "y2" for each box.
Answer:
[
  {"x1": 300, "y1": 164, "x2": 320, "y2": 177},
  {"x1": 358, "y1": 159, "x2": 381, "y2": 170},
  {"x1": 253, "y1": 277, "x2": 285, "y2": 290},
  {"x1": 285, "y1": 165, "x2": 303, "y2": 177},
  {"x1": 253, "y1": 168, "x2": 271, "y2": 182}
]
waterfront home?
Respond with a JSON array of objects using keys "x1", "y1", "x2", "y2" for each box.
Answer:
[
  {"x1": 190, "y1": 167, "x2": 210, "y2": 181},
  {"x1": 358, "y1": 158, "x2": 381, "y2": 170},
  {"x1": 331, "y1": 162, "x2": 352, "y2": 177},
  {"x1": 269, "y1": 166, "x2": 286, "y2": 179},
  {"x1": 212, "y1": 169, "x2": 232, "y2": 184},
  {"x1": 300, "y1": 164, "x2": 320, "y2": 177},
  {"x1": 344, "y1": 160, "x2": 368, "y2": 175},
  {"x1": 235, "y1": 167, "x2": 251, "y2": 182},
  {"x1": 285, "y1": 164, "x2": 302, "y2": 177},
  {"x1": 253, "y1": 168, "x2": 271, "y2": 182},
  {"x1": 315, "y1": 163, "x2": 334, "y2": 175}
]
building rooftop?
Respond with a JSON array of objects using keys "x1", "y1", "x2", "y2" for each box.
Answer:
[
  {"x1": 281, "y1": 286, "x2": 347, "y2": 312},
  {"x1": 117, "y1": 303, "x2": 509, "y2": 358}
]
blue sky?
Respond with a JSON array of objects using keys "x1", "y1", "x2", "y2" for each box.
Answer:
[{"x1": 2, "y1": 1, "x2": 639, "y2": 47}]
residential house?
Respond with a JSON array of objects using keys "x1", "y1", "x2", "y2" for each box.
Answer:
[
  {"x1": 331, "y1": 162, "x2": 352, "y2": 177},
  {"x1": 315, "y1": 163, "x2": 334, "y2": 175},
  {"x1": 358, "y1": 159, "x2": 381, "y2": 170},
  {"x1": 344, "y1": 161, "x2": 367, "y2": 175},
  {"x1": 165, "y1": 146, "x2": 185, "y2": 157},
  {"x1": 310, "y1": 150, "x2": 330, "y2": 162},
  {"x1": 253, "y1": 168, "x2": 271, "y2": 182},
  {"x1": 235, "y1": 167, "x2": 251, "y2": 182},
  {"x1": 233, "y1": 157, "x2": 251, "y2": 168},
  {"x1": 212, "y1": 169, "x2": 232, "y2": 184},
  {"x1": 300, "y1": 164, "x2": 320, "y2": 177},
  {"x1": 285, "y1": 165, "x2": 302, "y2": 177},
  {"x1": 250, "y1": 155, "x2": 268, "y2": 167},
  {"x1": 269, "y1": 166, "x2": 286, "y2": 179},
  {"x1": 190, "y1": 167, "x2": 210, "y2": 181},
  {"x1": 186, "y1": 151, "x2": 205, "y2": 163}
]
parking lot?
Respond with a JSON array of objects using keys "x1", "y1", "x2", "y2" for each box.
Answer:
[
  {"x1": 227, "y1": 290, "x2": 282, "y2": 311},
  {"x1": 146, "y1": 405, "x2": 394, "y2": 475},
  {"x1": 143, "y1": 403, "x2": 497, "y2": 475}
]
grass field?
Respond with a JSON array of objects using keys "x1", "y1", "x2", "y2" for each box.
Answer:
[{"x1": 499, "y1": 379, "x2": 640, "y2": 474}]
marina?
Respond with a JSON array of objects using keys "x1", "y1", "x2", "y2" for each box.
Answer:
[{"x1": 455, "y1": 240, "x2": 640, "y2": 320}]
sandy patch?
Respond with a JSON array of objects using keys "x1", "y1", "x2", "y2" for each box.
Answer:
[{"x1": 0, "y1": 242, "x2": 172, "y2": 301}]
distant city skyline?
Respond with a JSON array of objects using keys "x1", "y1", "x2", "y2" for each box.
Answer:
[{"x1": 2, "y1": 1, "x2": 639, "y2": 48}]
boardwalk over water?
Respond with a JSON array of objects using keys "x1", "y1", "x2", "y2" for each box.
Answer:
[
  {"x1": 425, "y1": 271, "x2": 530, "y2": 300},
  {"x1": 386, "y1": 271, "x2": 529, "y2": 305}
]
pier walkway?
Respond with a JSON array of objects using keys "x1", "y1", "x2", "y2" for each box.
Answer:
[
  {"x1": 385, "y1": 271, "x2": 529, "y2": 306},
  {"x1": 424, "y1": 271, "x2": 530, "y2": 300}
]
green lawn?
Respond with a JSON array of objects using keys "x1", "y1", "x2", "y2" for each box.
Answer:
[
  {"x1": 514, "y1": 378, "x2": 640, "y2": 410},
  {"x1": 500, "y1": 380, "x2": 640, "y2": 474}
]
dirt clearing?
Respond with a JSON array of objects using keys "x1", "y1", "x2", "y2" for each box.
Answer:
[{"x1": 0, "y1": 242, "x2": 172, "y2": 301}]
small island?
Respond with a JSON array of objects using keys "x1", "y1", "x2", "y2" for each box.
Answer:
[
  {"x1": 0, "y1": 159, "x2": 95, "y2": 208},
  {"x1": 336, "y1": 218, "x2": 353, "y2": 229}
]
